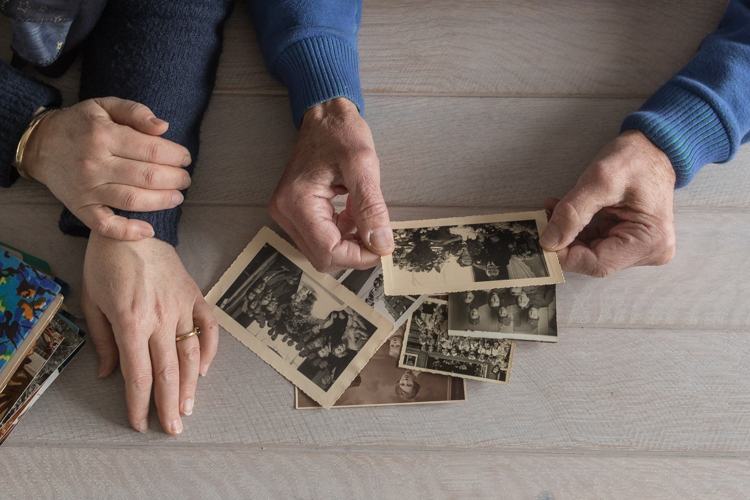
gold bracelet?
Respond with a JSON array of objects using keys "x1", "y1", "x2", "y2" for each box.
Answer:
[{"x1": 13, "y1": 108, "x2": 57, "y2": 180}]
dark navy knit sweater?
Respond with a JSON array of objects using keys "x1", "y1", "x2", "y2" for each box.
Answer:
[
  {"x1": 2, "y1": 0, "x2": 750, "y2": 244},
  {"x1": 0, "y1": 0, "x2": 364, "y2": 246}
]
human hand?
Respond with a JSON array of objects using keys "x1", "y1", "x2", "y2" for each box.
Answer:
[
  {"x1": 81, "y1": 233, "x2": 218, "y2": 435},
  {"x1": 269, "y1": 98, "x2": 394, "y2": 272},
  {"x1": 23, "y1": 97, "x2": 192, "y2": 240},
  {"x1": 541, "y1": 130, "x2": 676, "y2": 277}
]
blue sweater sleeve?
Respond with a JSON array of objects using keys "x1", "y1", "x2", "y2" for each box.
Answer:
[
  {"x1": 622, "y1": 0, "x2": 750, "y2": 188},
  {"x1": 0, "y1": 61, "x2": 62, "y2": 188},
  {"x1": 247, "y1": 0, "x2": 365, "y2": 128}
]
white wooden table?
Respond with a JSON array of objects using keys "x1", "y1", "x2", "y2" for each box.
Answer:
[{"x1": 3, "y1": 1, "x2": 749, "y2": 498}]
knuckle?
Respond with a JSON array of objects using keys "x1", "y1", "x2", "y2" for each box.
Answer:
[
  {"x1": 145, "y1": 141, "x2": 162, "y2": 163},
  {"x1": 592, "y1": 264, "x2": 617, "y2": 278},
  {"x1": 123, "y1": 190, "x2": 141, "y2": 210},
  {"x1": 92, "y1": 216, "x2": 112, "y2": 236},
  {"x1": 142, "y1": 165, "x2": 159, "y2": 188},
  {"x1": 552, "y1": 199, "x2": 584, "y2": 229},
  {"x1": 157, "y1": 364, "x2": 180, "y2": 385},
  {"x1": 356, "y1": 198, "x2": 388, "y2": 224},
  {"x1": 131, "y1": 372, "x2": 153, "y2": 393},
  {"x1": 351, "y1": 148, "x2": 379, "y2": 170},
  {"x1": 183, "y1": 345, "x2": 201, "y2": 363},
  {"x1": 587, "y1": 161, "x2": 618, "y2": 189},
  {"x1": 203, "y1": 316, "x2": 219, "y2": 335}
]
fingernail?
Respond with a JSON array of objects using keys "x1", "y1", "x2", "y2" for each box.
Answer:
[
  {"x1": 137, "y1": 419, "x2": 148, "y2": 433},
  {"x1": 369, "y1": 227, "x2": 394, "y2": 251},
  {"x1": 140, "y1": 228, "x2": 154, "y2": 238},
  {"x1": 171, "y1": 192, "x2": 184, "y2": 206},
  {"x1": 97, "y1": 366, "x2": 106, "y2": 378},
  {"x1": 149, "y1": 116, "x2": 167, "y2": 126},
  {"x1": 182, "y1": 399, "x2": 193, "y2": 416},
  {"x1": 540, "y1": 223, "x2": 562, "y2": 250},
  {"x1": 170, "y1": 419, "x2": 183, "y2": 435},
  {"x1": 181, "y1": 155, "x2": 191, "y2": 167},
  {"x1": 200, "y1": 364, "x2": 209, "y2": 377},
  {"x1": 181, "y1": 175, "x2": 191, "y2": 189}
]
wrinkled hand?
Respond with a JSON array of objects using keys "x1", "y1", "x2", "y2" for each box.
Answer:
[
  {"x1": 23, "y1": 97, "x2": 192, "y2": 240},
  {"x1": 269, "y1": 98, "x2": 394, "y2": 272},
  {"x1": 541, "y1": 130, "x2": 676, "y2": 277},
  {"x1": 81, "y1": 233, "x2": 218, "y2": 435}
]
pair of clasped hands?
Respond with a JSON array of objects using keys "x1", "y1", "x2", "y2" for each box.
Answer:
[{"x1": 22, "y1": 96, "x2": 676, "y2": 436}]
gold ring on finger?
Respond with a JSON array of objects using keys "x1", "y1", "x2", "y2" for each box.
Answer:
[{"x1": 176, "y1": 326, "x2": 201, "y2": 342}]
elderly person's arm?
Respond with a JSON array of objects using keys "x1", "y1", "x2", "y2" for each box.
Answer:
[
  {"x1": 541, "y1": 0, "x2": 750, "y2": 277},
  {"x1": 248, "y1": 0, "x2": 394, "y2": 272}
]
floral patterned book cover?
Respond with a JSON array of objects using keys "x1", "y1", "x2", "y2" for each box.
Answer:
[{"x1": 0, "y1": 250, "x2": 61, "y2": 373}]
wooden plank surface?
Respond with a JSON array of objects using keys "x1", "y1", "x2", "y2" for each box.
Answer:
[
  {"x1": 2, "y1": 205, "x2": 749, "y2": 454},
  {"x1": 1, "y1": 446, "x2": 749, "y2": 499},
  {"x1": 2, "y1": 205, "x2": 748, "y2": 329},
  {"x1": 7, "y1": 323, "x2": 750, "y2": 453},
  {"x1": 0, "y1": 0, "x2": 728, "y2": 99},
  {"x1": 4, "y1": 95, "x2": 750, "y2": 209}
]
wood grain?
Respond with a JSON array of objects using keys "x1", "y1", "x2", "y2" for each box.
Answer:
[
  {"x1": 4, "y1": 95, "x2": 750, "y2": 209},
  {"x1": 1, "y1": 205, "x2": 747, "y2": 327},
  {"x1": 2, "y1": 205, "x2": 750, "y2": 454},
  {"x1": 1, "y1": 0, "x2": 727, "y2": 99},
  {"x1": 1, "y1": 446, "x2": 749, "y2": 499},
  {"x1": 4, "y1": 323, "x2": 750, "y2": 452}
]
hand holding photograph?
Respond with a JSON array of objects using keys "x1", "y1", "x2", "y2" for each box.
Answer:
[
  {"x1": 205, "y1": 227, "x2": 394, "y2": 409},
  {"x1": 295, "y1": 323, "x2": 466, "y2": 409},
  {"x1": 381, "y1": 211, "x2": 564, "y2": 296},
  {"x1": 448, "y1": 285, "x2": 558, "y2": 342},
  {"x1": 398, "y1": 298, "x2": 515, "y2": 385}
]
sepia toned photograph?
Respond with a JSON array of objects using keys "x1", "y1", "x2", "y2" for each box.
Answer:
[
  {"x1": 381, "y1": 211, "x2": 564, "y2": 296},
  {"x1": 398, "y1": 299, "x2": 515, "y2": 385},
  {"x1": 205, "y1": 227, "x2": 394, "y2": 409},
  {"x1": 448, "y1": 285, "x2": 557, "y2": 342},
  {"x1": 295, "y1": 323, "x2": 466, "y2": 409},
  {"x1": 339, "y1": 265, "x2": 427, "y2": 334}
]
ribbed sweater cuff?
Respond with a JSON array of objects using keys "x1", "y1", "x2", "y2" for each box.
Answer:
[
  {"x1": 0, "y1": 63, "x2": 62, "y2": 187},
  {"x1": 621, "y1": 83, "x2": 731, "y2": 188},
  {"x1": 274, "y1": 36, "x2": 364, "y2": 129},
  {"x1": 58, "y1": 207, "x2": 181, "y2": 247}
]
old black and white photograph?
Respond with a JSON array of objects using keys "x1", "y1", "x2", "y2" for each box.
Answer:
[
  {"x1": 206, "y1": 227, "x2": 393, "y2": 409},
  {"x1": 339, "y1": 265, "x2": 426, "y2": 333},
  {"x1": 381, "y1": 211, "x2": 564, "y2": 296},
  {"x1": 448, "y1": 285, "x2": 557, "y2": 342},
  {"x1": 398, "y1": 299, "x2": 515, "y2": 385},
  {"x1": 295, "y1": 323, "x2": 466, "y2": 409}
]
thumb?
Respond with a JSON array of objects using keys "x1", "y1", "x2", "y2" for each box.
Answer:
[
  {"x1": 349, "y1": 178, "x2": 394, "y2": 256},
  {"x1": 540, "y1": 172, "x2": 619, "y2": 251},
  {"x1": 93, "y1": 97, "x2": 168, "y2": 136}
]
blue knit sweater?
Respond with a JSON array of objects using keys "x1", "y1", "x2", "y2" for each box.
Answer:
[
  {"x1": 623, "y1": 0, "x2": 750, "y2": 188},
  {"x1": 0, "y1": 0, "x2": 364, "y2": 246}
]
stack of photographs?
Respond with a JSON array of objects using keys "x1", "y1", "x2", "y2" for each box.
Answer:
[
  {"x1": 380, "y1": 211, "x2": 564, "y2": 385},
  {"x1": 207, "y1": 210, "x2": 563, "y2": 409}
]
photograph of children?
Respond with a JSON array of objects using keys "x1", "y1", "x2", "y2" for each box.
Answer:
[
  {"x1": 295, "y1": 323, "x2": 466, "y2": 408},
  {"x1": 448, "y1": 285, "x2": 557, "y2": 342},
  {"x1": 339, "y1": 265, "x2": 427, "y2": 333},
  {"x1": 381, "y1": 211, "x2": 564, "y2": 296},
  {"x1": 206, "y1": 227, "x2": 394, "y2": 409},
  {"x1": 398, "y1": 299, "x2": 515, "y2": 385}
]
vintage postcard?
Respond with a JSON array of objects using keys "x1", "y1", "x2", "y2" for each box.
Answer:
[
  {"x1": 448, "y1": 285, "x2": 558, "y2": 342},
  {"x1": 398, "y1": 299, "x2": 515, "y2": 385},
  {"x1": 295, "y1": 323, "x2": 466, "y2": 408},
  {"x1": 381, "y1": 211, "x2": 563, "y2": 296},
  {"x1": 339, "y1": 265, "x2": 427, "y2": 334},
  {"x1": 205, "y1": 227, "x2": 394, "y2": 409}
]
